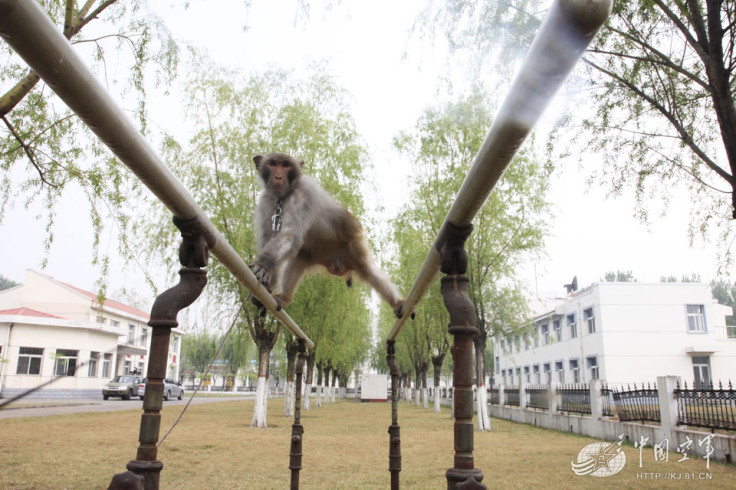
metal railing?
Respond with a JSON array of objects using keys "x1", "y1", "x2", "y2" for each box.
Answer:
[
  {"x1": 557, "y1": 384, "x2": 591, "y2": 415},
  {"x1": 385, "y1": 0, "x2": 613, "y2": 341},
  {"x1": 526, "y1": 385, "x2": 548, "y2": 410},
  {"x1": 0, "y1": 0, "x2": 313, "y2": 350},
  {"x1": 610, "y1": 383, "x2": 660, "y2": 423},
  {"x1": 675, "y1": 381, "x2": 736, "y2": 432},
  {"x1": 505, "y1": 386, "x2": 521, "y2": 407}
]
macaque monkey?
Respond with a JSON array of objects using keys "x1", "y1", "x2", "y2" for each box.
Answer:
[{"x1": 251, "y1": 152, "x2": 405, "y2": 316}]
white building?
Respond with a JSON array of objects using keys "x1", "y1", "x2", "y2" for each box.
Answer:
[
  {"x1": 0, "y1": 270, "x2": 183, "y2": 398},
  {"x1": 494, "y1": 282, "x2": 736, "y2": 387}
]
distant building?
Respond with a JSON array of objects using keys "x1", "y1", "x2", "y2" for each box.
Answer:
[
  {"x1": 0, "y1": 270, "x2": 182, "y2": 398},
  {"x1": 494, "y1": 282, "x2": 736, "y2": 387}
]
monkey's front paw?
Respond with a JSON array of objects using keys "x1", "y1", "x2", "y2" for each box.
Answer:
[
  {"x1": 393, "y1": 301, "x2": 415, "y2": 320},
  {"x1": 250, "y1": 262, "x2": 273, "y2": 290}
]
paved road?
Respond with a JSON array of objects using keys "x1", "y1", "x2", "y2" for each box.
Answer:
[{"x1": 0, "y1": 394, "x2": 254, "y2": 419}]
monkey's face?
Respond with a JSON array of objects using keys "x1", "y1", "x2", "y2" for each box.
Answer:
[{"x1": 253, "y1": 153, "x2": 304, "y2": 197}]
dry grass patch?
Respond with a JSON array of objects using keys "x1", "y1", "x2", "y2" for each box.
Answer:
[{"x1": 0, "y1": 399, "x2": 734, "y2": 489}]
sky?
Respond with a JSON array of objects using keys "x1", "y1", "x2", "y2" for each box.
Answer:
[{"x1": 0, "y1": 0, "x2": 728, "y2": 313}]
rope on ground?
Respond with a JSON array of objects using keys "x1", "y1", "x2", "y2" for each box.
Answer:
[{"x1": 157, "y1": 299, "x2": 246, "y2": 448}]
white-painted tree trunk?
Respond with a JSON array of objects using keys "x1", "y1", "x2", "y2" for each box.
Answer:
[
  {"x1": 433, "y1": 387, "x2": 441, "y2": 413},
  {"x1": 303, "y1": 383, "x2": 312, "y2": 410},
  {"x1": 316, "y1": 384, "x2": 323, "y2": 407},
  {"x1": 283, "y1": 380, "x2": 294, "y2": 417},
  {"x1": 422, "y1": 387, "x2": 428, "y2": 409},
  {"x1": 414, "y1": 387, "x2": 420, "y2": 407},
  {"x1": 476, "y1": 383, "x2": 491, "y2": 431},
  {"x1": 330, "y1": 386, "x2": 336, "y2": 403},
  {"x1": 251, "y1": 376, "x2": 269, "y2": 428}
]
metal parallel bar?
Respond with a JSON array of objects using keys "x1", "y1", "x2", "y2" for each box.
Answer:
[
  {"x1": 388, "y1": 0, "x2": 613, "y2": 341},
  {"x1": 0, "y1": 0, "x2": 313, "y2": 349}
]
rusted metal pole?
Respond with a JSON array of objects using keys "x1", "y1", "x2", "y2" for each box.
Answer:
[
  {"x1": 289, "y1": 340, "x2": 307, "y2": 489},
  {"x1": 440, "y1": 223, "x2": 485, "y2": 490},
  {"x1": 109, "y1": 216, "x2": 215, "y2": 490},
  {"x1": 386, "y1": 340, "x2": 401, "y2": 490}
]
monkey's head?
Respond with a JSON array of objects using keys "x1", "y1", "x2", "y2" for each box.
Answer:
[{"x1": 253, "y1": 153, "x2": 305, "y2": 197}]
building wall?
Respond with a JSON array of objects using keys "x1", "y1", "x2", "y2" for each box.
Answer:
[
  {"x1": 495, "y1": 283, "x2": 736, "y2": 386},
  {"x1": 0, "y1": 319, "x2": 120, "y2": 394},
  {"x1": 0, "y1": 270, "x2": 185, "y2": 397}
]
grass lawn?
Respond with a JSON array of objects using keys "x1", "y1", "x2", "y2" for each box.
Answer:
[{"x1": 1, "y1": 398, "x2": 734, "y2": 488}]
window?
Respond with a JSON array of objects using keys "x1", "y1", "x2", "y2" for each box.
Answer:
[
  {"x1": 686, "y1": 305, "x2": 705, "y2": 333},
  {"x1": 54, "y1": 349, "x2": 78, "y2": 376},
  {"x1": 16, "y1": 347, "x2": 43, "y2": 375},
  {"x1": 541, "y1": 323, "x2": 549, "y2": 345},
  {"x1": 110, "y1": 320, "x2": 120, "y2": 328},
  {"x1": 514, "y1": 335, "x2": 521, "y2": 352},
  {"x1": 533, "y1": 326, "x2": 539, "y2": 347},
  {"x1": 515, "y1": 368, "x2": 521, "y2": 384},
  {"x1": 692, "y1": 356, "x2": 711, "y2": 388},
  {"x1": 140, "y1": 327, "x2": 148, "y2": 347},
  {"x1": 102, "y1": 353, "x2": 112, "y2": 378},
  {"x1": 523, "y1": 334, "x2": 530, "y2": 350},
  {"x1": 96, "y1": 315, "x2": 107, "y2": 324},
  {"x1": 543, "y1": 363, "x2": 551, "y2": 383},
  {"x1": 727, "y1": 326, "x2": 736, "y2": 339},
  {"x1": 584, "y1": 307, "x2": 596, "y2": 334},
  {"x1": 495, "y1": 356, "x2": 500, "y2": 373},
  {"x1": 555, "y1": 361, "x2": 565, "y2": 383},
  {"x1": 567, "y1": 313, "x2": 577, "y2": 338},
  {"x1": 88, "y1": 351, "x2": 99, "y2": 377},
  {"x1": 553, "y1": 319, "x2": 562, "y2": 341},
  {"x1": 586, "y1": 356, "x2": 599, "y2": 380},
  {"x1": 569, "y1": 359, "x2": 580, "y2": 383},
  {"x1": 524, "y1": 366, "x2": 530, "y2": 383},
  {"x1": 124, "y1": 359, "x2": 132, "y2": 374},
  {"x1": 533, "y1": 365, "x2": 540, "y2": 384},
  {"x1": 127, "y1": 324, "x2": 136, "y2": 344}
]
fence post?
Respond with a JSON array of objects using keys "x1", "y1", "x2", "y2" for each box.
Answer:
[
  {"x1": 498, "y1": 385, "x2": 505, "y2": 407},
  {"x1": 589, "y1": 379, "x2": 602, "y2": 419},
  {"x1": 548, "y1": 382, "x2": 559, "y2": 413},
  {"x1": 439, "y1": 222, "x2": 486, "y2": 489},
  {"x1": 386, "y1": 340, "x2": 401, "y2": 490},
  {"x1": 519, "y1": 384, "x2": 527, "y2": 410},
  {"x1": 657, "y1": 375, "x2": 680, "y2": 435},
  {"x1": 289, "y1": 340, "x2": 307, "y2": 490},
  {"x1": 109, "y1": 216, "x2": 215, "y2": 490}
]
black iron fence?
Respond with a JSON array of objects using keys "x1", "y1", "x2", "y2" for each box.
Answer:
[
  {"x1": 557, "y1": 384, "x2": 591, "y2": 415},
  {"x1": 611, "y1": 383, "x2": 660, "y2": 423},
  {"x1": 526, "y1": 385, "x2": 548, "y2": 410},
  {"x1": 675, "y1": 381, "x2": 736, "y2": 431},
  {"x1": 505, "y1": 386, "x2": 520, "y2": 407},
  {"x1": 487, "y1": 380, "x2": 735, "y2": 433}
]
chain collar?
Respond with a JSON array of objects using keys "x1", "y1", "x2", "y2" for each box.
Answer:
[{"x1": 271, "y1": 197, "x2": 283, "y2": 232}]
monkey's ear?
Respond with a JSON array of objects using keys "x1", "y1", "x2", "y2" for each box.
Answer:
[
  {"x1": 253, "y1": 155, "x2": 264, "y2": 171},
  {"x1": 298, "y1": 160, "x2": 305, "y2": 168}
]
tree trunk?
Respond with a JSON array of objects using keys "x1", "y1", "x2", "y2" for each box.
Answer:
[
  {"x1": 284, "y1": 339, "x2": 298, "y2": 417},
  {"x1": 331, "y1": 368, "x2": 338, "y2": 403},
  {"x1": 414, "y1": 365, "x2": 421, "y2": 407},
  {"x1": 252, "y1": 344, "x2": 271, "y2": 428},
  {"x1": 249, "y1": 318, "x2": 279, "y2": 428},
  {"x1": 421, "y1": 363, "x2": 429, "y2": 409},
  {"x1": 432, "y1": 353, "x2": 445, "y2": 413},
  {"x1": 316, "y1": 362, "x2": 324, "y2": 407},
  {"x1": 303, "y1": 352, "x2": 315, "y2": 411},
  {"x1": 474, "y1": 330, "x2": 491, "y2": 431},
  {"x1": 405, "y1": 371, "x2": 412, "y2": 403}
]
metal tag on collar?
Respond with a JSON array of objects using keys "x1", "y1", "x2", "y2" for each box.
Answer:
[{"x1": 271, "y1": 198, "x2": 283, "y2": 232}]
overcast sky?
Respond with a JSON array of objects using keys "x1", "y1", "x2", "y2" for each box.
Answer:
[{"x1": 0, "y1": 0, "x2": 726, "y2": 311}]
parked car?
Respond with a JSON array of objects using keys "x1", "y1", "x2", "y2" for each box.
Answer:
[
  {"x1": 138, "y1": 377, "x2": 184, "y2": 401},
  {"x1": 102, "y1": 375, "x2": 141, "y2": 400}
]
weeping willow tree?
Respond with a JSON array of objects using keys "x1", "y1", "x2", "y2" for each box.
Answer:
[
  {"x1": 1, "y1": 0, "x2": 179, "y2": 294},
  {"x1": 392, "y1": 86, "x2": 550, "y2": 429},
  {"x1": 137, "y1": 49, "x2": 373, "y2": 427}
]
